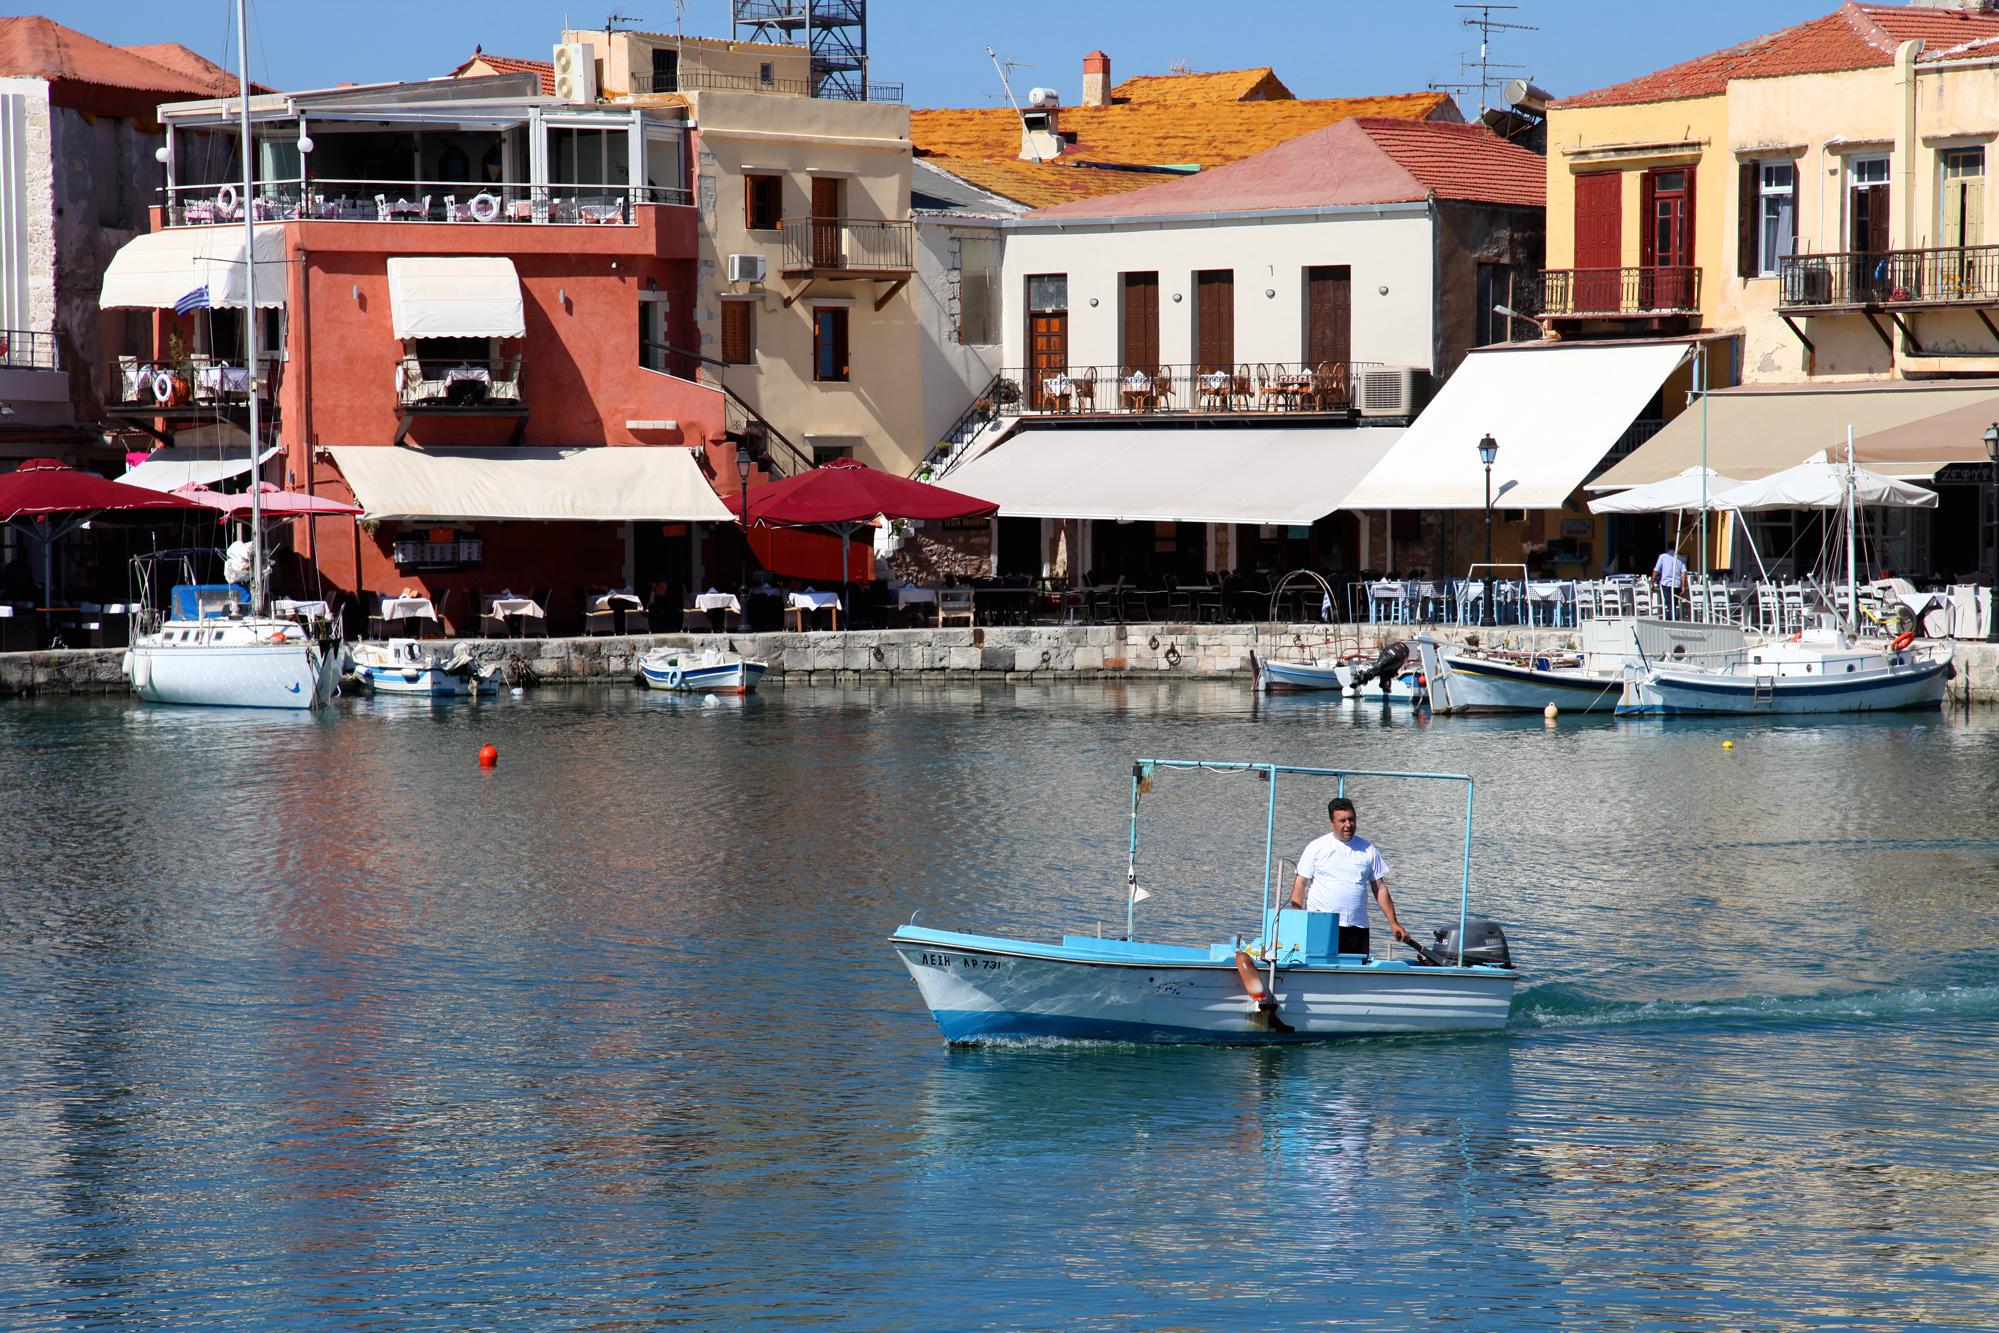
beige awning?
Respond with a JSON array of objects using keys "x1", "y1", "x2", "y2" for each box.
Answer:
[
  {"x1": 325, "y1": 445, "x2": 734, "y2": 522},
  {"x1": 98, "y1": 225, "x2": 287, "y2": 310},
  {"x1": 1591, "y1": 381, "x2": 1999, "y2": 489},
  {"x1": 1340, "y1": 341, "x2": 1693, "y2": 510},
  {"x1": 935, "y1": 425, "x2": 1403, "y2": 525},
  {"x1": 386, "y1": 257, "x2": 525, "y2": 339},
  {"x1": 120, "y1": 444, "x2": 281, "y2": 492}
]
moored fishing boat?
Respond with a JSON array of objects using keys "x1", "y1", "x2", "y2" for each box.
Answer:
[
  {"x1": 637, "y1": 646, "x2": 766, "y2": 694},
  {"x1": 1417, "y1": 619, "x2": 1748, "y2": 715},
  {"x1": 1251, "y1": 642, "x2": 1422, "y2": 701},
  {"x1": 891, "y1": 759, "x2": 1520, "y2": 1044},
  {"x1": 350, "y1": 639, "x2": 500, "y2": 696},
  {"x1": 1615, "y1": 619, "x2": 1950, "y2": 715}
]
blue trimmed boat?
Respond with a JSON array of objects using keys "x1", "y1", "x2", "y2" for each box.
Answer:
[
  {"x1": 638, "y1": 646, "x2": 766, "y2": 694},
  {"x1": 891, "y1": 760, "x2": 1520, "y2": 1044}
]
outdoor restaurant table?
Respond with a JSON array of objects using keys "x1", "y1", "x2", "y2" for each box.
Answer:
[
  {"x1": 380, "y1": 595, "x2": 437, "y2": 630},
  {"x1": 195, "y1": 364, "x2": 251, "y2": 396},
  {"x1": 588, "y1": 589, "x2": 645, "y2": 634},
  {"x1": 694, "y1": 591, "x2": 742, "y2": 614},
  {"x1": 274, "y1": 598, "x2": 330, "y2": 619},
  {"x1": 1526, "y1": 581, "x2": 1571, "y2": 626},
  {"x1": 486, "y1": 593, "x2": 545, "y2": 637},
  {"x1": 786, "y1": 590, "x2": 842, "y2": 630}
]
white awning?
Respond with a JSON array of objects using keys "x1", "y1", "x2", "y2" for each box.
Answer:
[
  {"x1": 386, "y1": 257, "x2": 526, "y2": 339},
  {"x1": 325, "y1": 445, "x2": 735, "y2": 522},
  {"x1": 1340, "y1": 342, "x2": 1692, "y2": 509},
  {"x1": 99, "y1": 225, "x2": 288, "y2": 310},
  {"x1": 120, "y1": 444, "x2": 282, "y2": 492},
  {"x1": 935, "y1": 425, "x2": 1403, "y2": 525}
]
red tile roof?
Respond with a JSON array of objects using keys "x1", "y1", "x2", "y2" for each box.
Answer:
[
  {"x1": 1025, "y1": 117, "x2": 1544, "y2": 221},
  {"x1": 120, "y1": 43, "x2": 248, "y2": 96},
  {"x1": 0, "y1": 16, "x2": 241, "y2": 98},
  {"x1": 450, "y1": 52, "x2": 556, "y2": 96},
  {"x1": 1558, "y1": 2, "x2": 1999, "y2": 109}
]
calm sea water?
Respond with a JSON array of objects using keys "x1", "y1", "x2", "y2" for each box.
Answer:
[{"x1": 3, "y1": 682, "x2": 1998, "y2": 1331}]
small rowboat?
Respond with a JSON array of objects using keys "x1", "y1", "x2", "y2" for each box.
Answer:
[
  {"x1": 637, "y1": 647, "x2": 766, "y2": 694},
  {"x1": 350, "y1": 638, "x2": 499, "y2": 696},
  {"x1": 892, "y1": 759, "x2": 1520, "y2": 1044}
]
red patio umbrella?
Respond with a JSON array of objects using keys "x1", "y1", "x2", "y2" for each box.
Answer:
[
  {"x1": 173, "y1": 481, "x2": 364, "y2": 518},
  {"x1": 0, "y1": 458, "x2": 209, "y2": 610},
  {"x1": 737, "y1": 458, "x2": 999, "y2": 597}
]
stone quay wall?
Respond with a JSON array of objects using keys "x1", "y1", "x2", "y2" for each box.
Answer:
[{"x1": 5, "y1": 624, "x2": 1998, "y2": 704}]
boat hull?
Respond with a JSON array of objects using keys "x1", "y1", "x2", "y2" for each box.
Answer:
[
  {"x1": 354, "y1": 663, "x2": 492, "y2": 696},
  {"x1": 1256, "y1": 657, "x2": 1347, "y2": 692},
  {"x1": 639, "y1": 653, "x2": 765, "y2": 694},
  {"x1": 127, "y1": 635, "x2": 339, "y2": 710},
  {"x1": 1617, "y1": 655, "x2": 1950, "y2": 715},
  {"x1": 1420, "y1": 649, "x2": 1621, "y2": 714},
  {"x1": 891, "y1": 927, "x2": 1516, "y2": 1043}
]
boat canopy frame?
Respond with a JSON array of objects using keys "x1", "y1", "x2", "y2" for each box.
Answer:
[{"x1": 1125, "y1": 759, "x2": 1477, "y2": 964}]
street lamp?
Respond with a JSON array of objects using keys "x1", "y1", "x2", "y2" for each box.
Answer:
[
  {"x1": 737, "y1": 447, "x2": 755, "y2": 632},
  {"x1": 1477, "y1": 433, "x2": 1498, "y2": 627},
  {"x1": 1984, "y1": 422, "x2": 1999, "y2": 643}
]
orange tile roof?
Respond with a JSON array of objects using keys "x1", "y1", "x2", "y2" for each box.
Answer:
[
  {"x1": 1108, "y1": 66, "x2": 1293, "y2": 105},
  {"x1": 450, "y1": 52, "x2": 556, "y2": 96},
  {"x1": 1558, "y1": 2, "x2": 1999, "y2": 109},
  {"x1": 0, "y1": 16, "x2": 241, "y2": 97},
  {"x1": 1027, "y1": 117, "x2": 1543, "y2": 221},
  {"x1": 923, "y1": 156, "x2": 1184, "y2": 208},
  {"x1": 121, "y1": 43, "x2": 247, "y2": 96}
]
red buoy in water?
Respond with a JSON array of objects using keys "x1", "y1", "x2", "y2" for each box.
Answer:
[{"x1": 478, "y1": 743, "x2": 498, "y2": 768}]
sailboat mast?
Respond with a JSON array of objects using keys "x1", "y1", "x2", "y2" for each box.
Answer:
[
  {"x1": 235, "y1": 0, "x2": 263, "y2": 613},
  {"x1": 1846, "y1": 425, "x2": 1858, "y2": 638}
]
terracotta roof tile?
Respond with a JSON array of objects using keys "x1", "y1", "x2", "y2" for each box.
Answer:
[
  {"x1": 923, "y1": 156, "x2": 1180, "y2": 208},
  {"x1": 451, "y1": 52, "x2": 556, "y2": 96},
  {"x1": 1025, "y1": 117, "x2": 1543, "y2": 221},
  {"x1": 1557, "y1": 2, "x2": 1999, "y2": 110},
  {"x1": 120, "y1": 43, "x2": 248, "y2": 96},
  {"x1": 1108, "y1": 66, "x2": 1293, "y2": 104},
  {"x1": 0, "y1": 16, "x2": 240, "y2": 97}
]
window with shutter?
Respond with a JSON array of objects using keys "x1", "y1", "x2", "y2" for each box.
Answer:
[
  {"x1": 813, "y1": 306, "x2": 850, "y2": 382},
  {"x1": 721, "y1": 300, "x2": 754, "y2": 364},
  {"x1": 745, "y1": 175, "x2": 783, "y2": 231},
  {"x1": 1194, "y1": 270, "x2": 1234, "y2": 371},
  {"x1": 1120, "y1": 272, "x2": 1159, "y2": 370}
]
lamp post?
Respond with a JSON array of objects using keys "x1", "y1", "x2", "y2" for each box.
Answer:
[
  {"x1": 1985, "y1": 422, "x2": 1999, "y2": 643},
  {"x1": 737, "y1": 448, "x2": 755, "y2": 632},
  {"x1": 1477, "y1": 433, "x2": 1498, "y2": 627}
]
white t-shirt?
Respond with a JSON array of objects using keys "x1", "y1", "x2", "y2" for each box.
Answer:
[
  {"x1": 1297, "y1": 831, "x2": 1390, "y2": 927},
  {"x1": 1652, "y1": 551, "x2": 1688, "y2": 589}
]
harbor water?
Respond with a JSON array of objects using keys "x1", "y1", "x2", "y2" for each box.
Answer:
[{"x1": 3, "y1": 683, "x2": 1998, "y2": 1330}]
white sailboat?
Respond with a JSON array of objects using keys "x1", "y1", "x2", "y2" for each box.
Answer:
[{"x1": 124, "y1": 0, "x2": 341, "y2": 710}]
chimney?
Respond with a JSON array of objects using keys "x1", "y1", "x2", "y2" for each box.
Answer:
[{"x1": 1082, "y1": 51, "x2": 1110, "y2": 108}]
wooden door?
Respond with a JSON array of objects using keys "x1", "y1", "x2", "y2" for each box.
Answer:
[
  {"x1": 811, "y1": 176, "x2": 841, "y2": 268},
  {"x1": 1573, "y1": 171, "x2": 1622, "y2": 313},
  {"x1": 1120, "y1": 272, "x2": 1159, "y2": 371},
  {"x1": 1851, "y1": 171, "x2": 1891, "y2": 302},
  {"x1": 1029, "y1": 311, "x2": 1068, "y2": 409},
  {"x1": 1304, "y1": 265, "x2": 1351, "y2": 368},
  {"x1": 1641, "y1": 169, "x2": 1694, "y2": 309},
  {"x1": 1195, "y1": 270, "x2": 1234, "y2": 371}
]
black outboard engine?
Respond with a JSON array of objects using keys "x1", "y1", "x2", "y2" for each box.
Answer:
[
  {"x1": 1351, "y1": 641, "x2": 1410, "y2": 687},
  {"x1": 1410, "y1": 918, "x2": 1513, "y2": 969}
]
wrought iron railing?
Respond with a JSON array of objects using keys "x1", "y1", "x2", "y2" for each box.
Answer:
[
  {"x1": 1779, "y1": 245, "x2": 1999, "y2": 308},
  {"x1": 779, "y1": 217, "x2": 914, "y2": 273},
  {"x1": 638, "y1": 338, "x2": 814, "y2": 479},
  {"x1": 396, "y1": 357, "x2": 523, "y2": 409},
  {"x1": 996, "y1": 362, "x2": 1374, "y2": 416},
  {"x1": 107, "y1": 354, "x2": 281, "y2": 409},
  {"x1": 0, "y1": 329, "x2": 57, "y2": 370},
  {"x1": 1539, "y1": 266, "x2": 1702, "y2": 317},
  {"x1": 162, "y1": 179, "x2": 690, "y2": 227}
]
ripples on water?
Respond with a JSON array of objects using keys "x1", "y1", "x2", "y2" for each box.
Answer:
[{"x1": 3, "y1": 684, "x2": 1998, "y2": 1330}]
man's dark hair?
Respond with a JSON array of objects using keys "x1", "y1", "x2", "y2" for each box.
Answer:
[{"x1": 1328, "y1": 797, "x2": 1356, "y2": 820}]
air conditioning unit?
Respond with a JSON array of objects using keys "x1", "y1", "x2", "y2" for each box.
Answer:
[
  {"x1": 727, "y1": 253, "x2": 767, "y2": 284},
  {"x1": 552, "y1": 42, "x2": 597, "y2": 104},
  {"x1": 1358, "y1": 365, "x2": 1430, "y2": 418}
]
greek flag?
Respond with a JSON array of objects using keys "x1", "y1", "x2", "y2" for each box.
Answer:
[{"x1": 174, "y1": 284, "x2": 210, "y2": 315}]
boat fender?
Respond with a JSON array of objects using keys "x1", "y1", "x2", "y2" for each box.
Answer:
[{"x1": 1890, "y1": 630, "x2": 1915, "y2": 652}]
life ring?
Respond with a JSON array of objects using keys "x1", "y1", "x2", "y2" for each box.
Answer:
[
  {"x1": 215, "y1": 183, "x2": 239, "y2": 215},
  {"x1": 468, "y1": 192, "x2": 501, "y2": 223},
  {"x1": 152, "y1": 370, "x2": 176, "y2": 405},
  {"x1": 1890, "y1": 630, "x2": 1916, "y2": 652}
]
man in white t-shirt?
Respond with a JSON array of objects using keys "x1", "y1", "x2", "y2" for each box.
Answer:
[
  {"x1": 1652, "y1": 547, "x2": 1689, "y2": 617},
  {"x1": 1289, "y1": 797, "x2": 1410, "y2": 956}
]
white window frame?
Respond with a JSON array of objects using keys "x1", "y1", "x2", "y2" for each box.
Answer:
[{"x1": 1756, "y1": 160, "x2": 1795, "y2": 278}]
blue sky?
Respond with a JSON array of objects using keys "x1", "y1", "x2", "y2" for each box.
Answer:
[{"x1": 67, "y1": 0, "x2": 1840, "y2": 110}]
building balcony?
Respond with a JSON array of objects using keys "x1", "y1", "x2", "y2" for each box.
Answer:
[
  {"x1": 1538, "y1": 266, "x2": 1702, "y2": 320},
  {"x1": 1778, "y1": 246, "x2": 1999, "y2": 312},
  {"x1": 106, "y1": 355, "x2": 281, "y2": 435},
  {"x1": 395, "y1": 357, "x2": 526, "y2": 444},
  {"x1": 779, "y1": 217, "x2": 915, "y2": 278},
  {"x1": 993, "y1": 362, "x2": 1375, "y2": 421},
  {"x1": 628, "y1": 67, "x2": 903, "y2": 102},
  {"x1": 0, "y1": 330, "x2": 57, "y2": 370},
  {"x1": 162, "y1": 181, "x2": 690, "y2": 228}
]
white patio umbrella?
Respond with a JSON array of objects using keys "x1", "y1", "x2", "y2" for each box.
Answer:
[
  {"x1": 1587, "y1": 466, "x2": 1749, "y2": 514},
  {"x1": 1719, "y1": 452, "x2": 1938, "y2": 511}
]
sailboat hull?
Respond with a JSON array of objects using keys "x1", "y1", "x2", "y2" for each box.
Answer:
[
  {"x1": 1617, "y1": 654, "x2": 1950, "y2": 715},
  {"x1": 128, "y1": 631, "x2": 339, "y2": 710}
]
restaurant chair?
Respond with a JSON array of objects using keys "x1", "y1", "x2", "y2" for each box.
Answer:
[
  {"x1": 1072, "y1": 366, "x2": 1097, "y2": 413},
  {"x1": 583, "y1": 590, "x2": 616, "y2": 636},
  {"x1": 1313, "y1": 362, "x2": 1350, "y2": 411},
  {"x1": 526, "y1": 587, "x2": 553, "y2": 638},
  {"x1": 367, "y1": 596, "x2": 389, "y2": 640},
  {"x1": 936, "y1": 586, "x2": 976, "y2": 627},
  {"x1": 682, "y1": 604, "x2": 714, "y2": 633},
  {"x1": 624, "y1": 603, "x2": 651, "y2": 635},
  {"x1": 478, "y1": 594, "x2": 509, "y2": 639}
]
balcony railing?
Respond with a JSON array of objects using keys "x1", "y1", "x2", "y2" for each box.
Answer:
[
  {"x1": 163, "y1": 179, "x2": 690, "y2": 227},
  {"x1": 107, "y1": 355, "x2": 280, "y2": 410},
  {"x1": 0, "y1": 329, "x2": 57, "y2": 370},
  {"x1": 629, "y1": 68, "x2": 905, "y2": 102},
  {"x1": 993, "y1": 362, "x2": 1376, "y2": 418},
  {"x1": 396, "y1": 358, "x2": 523, "y2": 410},
  {"x1": 1779, "y1": 245, "x2": 1999, "y2": 310},
  {"x1": 779, "y1": 217, "x2": 915, "y2": 275},
  {"x1": 1539, "y1": 266, "x2": 1702, "y2": 318}
]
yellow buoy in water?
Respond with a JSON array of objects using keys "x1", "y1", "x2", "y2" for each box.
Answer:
[{"x1": 1722, "y1": 740, "x2": 1735, "y2": 750}]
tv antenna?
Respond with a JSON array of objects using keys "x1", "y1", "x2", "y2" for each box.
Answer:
[
  {"x1": 605, "y1": 10, "x2": 645, "y2": 38},
  {"x1": 1429, "y1": 3, "x2": 1537, "y2": 115}
]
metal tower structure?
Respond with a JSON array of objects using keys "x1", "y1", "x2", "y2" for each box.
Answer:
[{"x1": 732, "y1": 0, "x2": 871, "y2": 101}]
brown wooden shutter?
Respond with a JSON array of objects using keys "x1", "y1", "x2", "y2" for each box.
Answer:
[
  {"x1": 1682, "y1": 169, "x2": 1696, "y2": 266},
  {"x1": 1121, "y1": 272, "x2": 1158, "y2": 370},
  {"x1": 721, "y1": 301, "x2": 752, "y2": 364},
  {"x1": 1573, "y1": 172, "x2": 1621, "y2": 269},
  {"x1": 1195, "y1": 270, "x2": 1234, "y2": 370},
  {"x1": 1305, "y1": 265, "x2": 1351, "y2": 367},
  {"x1": 1639, "y1": 171, "x2": 1658, "y2": 269},
  {"x1": 1738, "y1": 162, "x2": 1758, "y2": 278},
  {"x1": 831, "y1": 307, "x2": 850, "y2": 380}
]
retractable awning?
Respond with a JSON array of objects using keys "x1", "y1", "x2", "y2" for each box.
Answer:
[
  {"x1": 1339, "y1": 342, "x2": 1692, "y2": 509},
  {"x1": 98, "y1": 225, "x2": 288, "y2": 310},
  {"x1": 120, "y1": 444, "x2": 282, "y2": 492},
  {"x1": 1590, "y1": 382, "x2": 1999, "y2": 489},
  {"x1": 386, "y1": 257, "x2": 526, "y2": 339},
  {"x1": 934, "y1": 425, "x2": 1402, "y2": 525},
  {"x1": 325, "y1": 445, "x2": 735, "y2": 522}
]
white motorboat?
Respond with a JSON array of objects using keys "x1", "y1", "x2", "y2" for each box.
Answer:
[
  {"x1": 1418, "y1": 619, "x2": 1748, "y2": 715},
  {"x1": 1616, "y1": 618, "x2": 1950, "y2": 715},
  {"x1": 351, "y1": 638, "x2": 499, "y2": 696},
  {"x1": 891, "y1": 759, "x2": 1520, "y2": 1044},
  {"x1": 1251, "y1": 642, "x2": 1423, "y2": 701},
  {"x1": 637, "y1": 646, "x2": 766, "y2": 694},
  {"x1": 125, "y1": 584, "x2": 340, "y2": 710}
]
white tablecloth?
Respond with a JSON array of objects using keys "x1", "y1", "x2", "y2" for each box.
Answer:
[
  {"x1": 274, "y1": 598, "x2": 330, "y2": 618},
  {"x1": 380, "y1": 597, "x2": 436, "y2": 620},
  {"x1": 788, "y1": 591, "x2": 843, "y2": 612},
  {"x1": 589, "y1": 591, "x2": 644, "y2": 613},
  {"x1": 196, "y1": 364, "x2": 251, "y2": 394},
  {"x1": 694, "y1": 592, "x2": 742, "y2": 614},
  {"x1": 444, "y1": 364, "x2": 492, "y2": 387},
  {"x1": 1526, "y1": 581, "x2": 1569, "y2": 601},
  {"x1": 487, "y1": 596, "x2": 545, "y2": 619}
]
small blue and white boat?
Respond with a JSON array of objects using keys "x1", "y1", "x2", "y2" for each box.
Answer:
[
  {"x1": 892, "y1": 759, "x2": 1520, "y2": 1044},
  {"x1": 638, "y1": 646, "x2": 766, "y2": 694},
  {"x1": 350, "y1": 639, "x2": 500, "y2": 696},
  {"x1": 1250, "y1": 643, "x2": 1423, "y2": 701}
]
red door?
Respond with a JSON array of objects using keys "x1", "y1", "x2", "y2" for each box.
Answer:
[
  {"x1": 1641, "y1": 168, "x2": 1695, "y2": 310},
  {"x1": 1573, "y1": 172, "x2": 1622, "y2": 313}
]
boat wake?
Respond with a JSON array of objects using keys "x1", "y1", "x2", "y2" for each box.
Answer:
[{"x1": 1514, "y1": 980, "x2": 1999, "y2": 1032}]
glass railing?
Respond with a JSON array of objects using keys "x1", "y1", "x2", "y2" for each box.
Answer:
[{"x1": 163, "y1": 180, "x2": 690, "y2": 226}]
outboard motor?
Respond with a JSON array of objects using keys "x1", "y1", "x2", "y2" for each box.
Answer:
[
  {"x1": 1410, "y1": 918, "x2": 1513, "y2": 969},
  {"x1": 1351, "y1": 641, "x2": 1410, "y2": 687}
]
